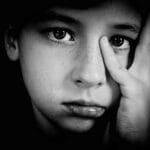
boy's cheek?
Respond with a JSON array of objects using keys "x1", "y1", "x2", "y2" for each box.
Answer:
[
  {"x1": 21, "y1": 58, "x2": 120, "y2": 107},
  {"x1": 19, "y1": 41, "x2": 121, "y2": 112}
]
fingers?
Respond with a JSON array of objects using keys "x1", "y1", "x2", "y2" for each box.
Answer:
[
  {"x1": 137, "y1": 15, "x2": 150, "y2": 51},
  {"x1": 131, "y1": 15, "x2": 150, "y2": 75},
  {"x1": 100, "y1": 36, "x2": 133, "y2": 86},
  {"x1": 133, "y1": 16, "x2": 150, "y2": 64}
]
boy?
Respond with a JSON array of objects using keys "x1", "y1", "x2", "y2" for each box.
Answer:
[{"x1": 2, "y1": 0, "x2": 150, "y2": 149}]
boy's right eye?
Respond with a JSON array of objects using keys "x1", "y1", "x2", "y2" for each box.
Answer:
[{"x1": 42, "y1": 27, "x2": 75, "y2": 44}]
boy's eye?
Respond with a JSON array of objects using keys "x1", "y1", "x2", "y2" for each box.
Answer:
[
  {"x1": 109, "y1": 35, "x2": 131, "y2": 51},
  {"x1": 53, "y1": 29, "x2": 66, "y2": 40},
  {"x1": 46, "y1": 27, "x2": 75, "y2": 44}
]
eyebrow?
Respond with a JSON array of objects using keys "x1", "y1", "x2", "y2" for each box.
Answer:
[
  {"x1": 37, "y1": 10, "x2": 81, "y2": 26},
  {"x1": 36, "y1": 11, "x2": 140, "y2": 34},
  {"x1": 112, "y1": 24, "x2": 140, "y2": 34}
]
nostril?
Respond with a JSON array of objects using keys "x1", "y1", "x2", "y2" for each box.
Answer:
[
  {"x1": 75, "y1": 79, "x2": 83, "y2": 85},
  {"x1": 75, "y1": 79, "x2": 85, "y2": 87},
  {"x1": 74, "y1": 75, "x2": 106, "y2": 88},
  {"x1": 76, "y1": 80, "x2": 82, "y2": 83}
]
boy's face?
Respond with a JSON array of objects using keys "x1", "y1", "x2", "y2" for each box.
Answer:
[{"x1": 12, "y1": 1, "x2": 141, "y2": 134}]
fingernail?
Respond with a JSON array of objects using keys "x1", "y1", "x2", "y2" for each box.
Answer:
[{"x1": 102, "y1": 36, "x2": 107, "y2": 43}]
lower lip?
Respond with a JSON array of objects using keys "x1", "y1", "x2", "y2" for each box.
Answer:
[{"x1": 64, "y1": 105, "x2": 105, "y2": 118}]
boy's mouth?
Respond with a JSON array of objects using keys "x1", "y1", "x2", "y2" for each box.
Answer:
[{"x1": 62, "y1": 100, "x2": 106, "y2": 118}]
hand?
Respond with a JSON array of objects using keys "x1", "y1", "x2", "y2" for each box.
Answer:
[{"x1": 100, "y1": 17, "x2": 150, "y2": 143}]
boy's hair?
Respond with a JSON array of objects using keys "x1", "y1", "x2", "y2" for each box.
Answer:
[
  {"x1": 2, "y1": 0, "x2": 149, "y2": 26},
  {"x1": 0, "y1": 0, "x2": 149, "y2": 47},
  {"x1": 0, "y1": 0, "x2": 148, "y2": 52}
]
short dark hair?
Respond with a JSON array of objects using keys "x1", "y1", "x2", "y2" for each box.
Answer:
[
  {"x1": 0, "y1": 0, "x2": 149, "y2": 41},
  {"x1": 2, "y1": 0, "x2": 149, "y2": 26}
]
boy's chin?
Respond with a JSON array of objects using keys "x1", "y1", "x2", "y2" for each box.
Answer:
[
  {"x1": 37, "y1": 117, "x2": 96, "y2": 137},
  {"x1": 60, "y1": 117, "x2": 95, "y2": 133}
]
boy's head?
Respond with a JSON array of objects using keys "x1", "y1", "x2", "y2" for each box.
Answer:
[{"x1": 4, "y1": 0, "x2": 146, "y2": 136}]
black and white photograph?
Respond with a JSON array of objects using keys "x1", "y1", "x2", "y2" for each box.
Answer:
[{"x1": 1, "y1": 0, "x2": 150, "y2": 149}]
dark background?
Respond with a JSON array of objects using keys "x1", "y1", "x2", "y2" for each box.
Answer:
[{"x1": 1, "y1": 0, "x2": 150, "y2": 149}]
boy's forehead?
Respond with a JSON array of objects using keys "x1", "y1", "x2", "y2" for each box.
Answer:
[
  {"x1": 36, "y1": 0, "x2": 141, "y2": 29},
  {"x1": 32, "y1": 0, "x2": 142, "y2": 20}
]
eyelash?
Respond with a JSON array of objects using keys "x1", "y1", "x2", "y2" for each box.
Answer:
[
  {"x1": 41, "y1": 27, "x2": 75, "y2": 45},
  {"x1": 41, "y1": 27, "x2": 136, "y2": 51}
]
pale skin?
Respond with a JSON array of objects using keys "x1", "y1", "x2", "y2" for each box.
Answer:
[
  {"x1": 100, "y1": 16, "x2": 150, "y2": 143},
  {"x1": 4, "y1": 2, "x2": 150, "y2": 145}
]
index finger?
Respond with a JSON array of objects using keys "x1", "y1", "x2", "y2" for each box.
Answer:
[{"x1": 100, "y1": 36, "x2": 133, "y2": 86}]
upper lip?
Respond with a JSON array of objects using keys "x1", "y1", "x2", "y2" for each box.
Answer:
[{"x1": 62, "y1": 99, "x2": 106, "y2": 109}]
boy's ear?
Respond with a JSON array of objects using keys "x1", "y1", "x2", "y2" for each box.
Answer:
[{"x1": 4, "y1": 26, "x2": 19, "y2": 61}]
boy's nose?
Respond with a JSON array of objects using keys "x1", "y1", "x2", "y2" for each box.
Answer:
[{"x1": 72, "y1": 44, "x2": 106, "y2": 89}]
